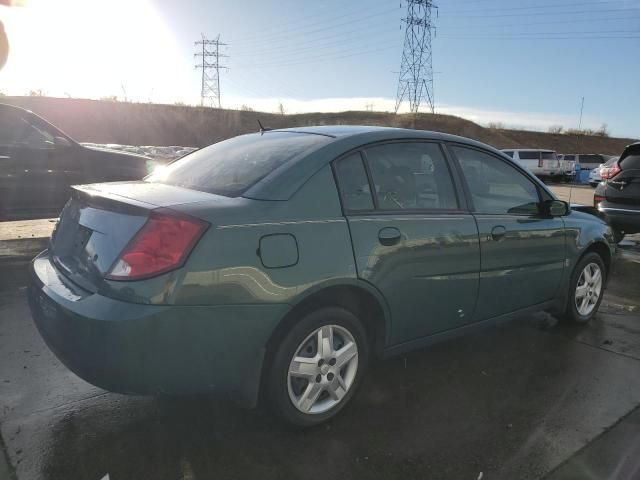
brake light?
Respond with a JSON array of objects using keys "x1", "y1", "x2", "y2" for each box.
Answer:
[
  {"x1": 594, "y1": 194, "x2": 605, "y2": 207},
  {"x1": 107, "y1": 211, "x2": 208, "y2": 280},
  {"x1": 601, "y1": 161, "x2": 620, "y2": 179}
]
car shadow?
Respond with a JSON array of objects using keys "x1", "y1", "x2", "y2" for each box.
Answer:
[{"x1": 38, "y1": 312, "x2": 637, "y2": 480}]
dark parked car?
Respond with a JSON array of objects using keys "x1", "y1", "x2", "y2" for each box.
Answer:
[
  {"x1": 0, "y1": 103, "x2": 157, "y2": 220},
  {"x1": 29, "y1": 126, "x2": 614, "y2": 426},
  {"x1": 595, "y1": 142, "x2": 640, "y2": 242}
]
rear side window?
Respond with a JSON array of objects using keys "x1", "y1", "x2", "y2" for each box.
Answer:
[
  {"x1": 147, "y1": 132, "x2": 331, "y2": 197},
  {"x1": 364, "y1": 142, "x2": 458, "y2": 210},
  {"x1": 518, "y1": 151, "x2": 540, "y2": 160},
  {"x1": 540, "y1": 152, "x2": 557, "y2": 160},
  {"x1": 334, "y1": 153, "x2": 374, "y2": 211},
  {"x1": 564, "y1": 155, "x2": 575, "y2": 161}
]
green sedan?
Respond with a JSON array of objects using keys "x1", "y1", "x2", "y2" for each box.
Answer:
[{"x1": 28, "y1": 126, "x2": 615, "y2": 426}]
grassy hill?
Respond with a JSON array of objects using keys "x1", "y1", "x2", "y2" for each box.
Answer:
[{"x1": 3, "y1": 96, "x2": 636, "y2": 155}]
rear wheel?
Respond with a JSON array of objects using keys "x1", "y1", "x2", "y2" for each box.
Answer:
[
  {"x1": 267, "y1": 307, "x2": 368, "y2": 427},
  {"x1": 560, "y1": 252, "x2": 606, "y2": 324}
]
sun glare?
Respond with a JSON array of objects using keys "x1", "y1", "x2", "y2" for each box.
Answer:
[{"x1": 1, "y1": 0, "x2": 192, "y2": 102}]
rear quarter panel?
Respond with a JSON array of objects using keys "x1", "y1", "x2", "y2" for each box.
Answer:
[{"x1": 173, "y1": 164, "x2": 358, "y2": 306}]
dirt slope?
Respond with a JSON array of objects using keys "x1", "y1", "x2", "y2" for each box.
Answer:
[{"x1": 2, "y1": 96, "x2": 635, "y2": 155}]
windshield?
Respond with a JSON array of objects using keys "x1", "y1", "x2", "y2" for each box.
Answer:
[{"x1": 146, "y1": 132, "x2": 331, "y2": 197}]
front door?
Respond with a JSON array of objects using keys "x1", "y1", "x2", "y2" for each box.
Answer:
[
  {"x1": 448, "y1": 144, "x2": 566, "y2": 320},
  {"x1": 333, "y1": 142, "x2": 480, "y2": 347}
]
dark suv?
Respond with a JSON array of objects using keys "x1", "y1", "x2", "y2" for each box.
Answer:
[
  {"x1": 594, "y1": 142, "x2": 640, "y2": 242},
  {"x1": 0, "y1": 103, "x2": 156, "y2": 220}
]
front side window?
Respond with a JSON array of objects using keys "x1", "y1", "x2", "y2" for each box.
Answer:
[
  {"x1": 364, "y1": 142, "x2": 458, "y2": 210},
  {"x1": 334, "y1": 153, "x2": 374, "y2": 211},
  {"x1": 147, "y1": 132, "x2": 331, "y2": 197},
  {"x1": 452, "y1": 145, "x2": 541, "y2": 215}
]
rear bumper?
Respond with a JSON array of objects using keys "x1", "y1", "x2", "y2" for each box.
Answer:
[
  {"x1": 28, "y1": 251, "x2": 289, "y2": 406},
  {"x1": 597, "y1": 202, "x2": 640, "y2": 234}
]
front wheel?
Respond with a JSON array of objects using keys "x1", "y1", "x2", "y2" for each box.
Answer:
[
  {"x1": 560, "y1": 252, "x2": 606, "y2": 324},
  {"x1": 267, "y1": 307, "x2": 368, "y2": 427}
]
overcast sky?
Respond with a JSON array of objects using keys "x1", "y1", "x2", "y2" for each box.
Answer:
[{"x1": 1, "y1": 0, "x2": 639, "y2": 137}]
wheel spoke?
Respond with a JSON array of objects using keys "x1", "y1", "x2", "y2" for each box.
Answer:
[
  {"x1": 334, "y1": 341, "x2": 357, "y2": 369},
  {"x1": 583, "y1": 267, "x2": 592, "y2": 283},
  {"x1": 328, "y1": 376, "x2": 347, "y2": 402},
  {"x1": 289, "y1": 356, "x2": 318, "y2": 379},
  {"x1": 580, "y1": 295, "x2": 589, "y2": 313},
  {"x1": 575, "y1": 284, "x2": 588, "y2": 299},
  {"x1": 297, "y1": 382, "x2": 323, "y2": 412},
  {"x1": 591, "y1": 269, "x2": 602, "y2": 288},
  {"x1": 318, "y1": 325, "x2": 333, "y2": 358}
]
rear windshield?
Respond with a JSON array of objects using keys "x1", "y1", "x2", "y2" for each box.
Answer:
[{"x1": 146, "y1": 132, "x2": 331, "y2": 197}]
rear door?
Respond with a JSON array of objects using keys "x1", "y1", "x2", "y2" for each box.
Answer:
[
  {"x1": 448, "y1": 144, "x2": 566, "y2": 320},
  {"x1": 334, "y1": 141, "x2": 480, "y2": 346}
]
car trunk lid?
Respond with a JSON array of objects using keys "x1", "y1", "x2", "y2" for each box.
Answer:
[{"x1": 50, "y1": 182, "x2": 215, "y2": 291}]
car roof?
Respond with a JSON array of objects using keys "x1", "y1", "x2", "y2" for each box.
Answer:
[{"x1": 243, "y1": 125, "x2": 524, "y2": 201}]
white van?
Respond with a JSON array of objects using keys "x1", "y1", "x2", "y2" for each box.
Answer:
[{"x1": 501, "y1": 149, "x2": 561, "y2": 178}]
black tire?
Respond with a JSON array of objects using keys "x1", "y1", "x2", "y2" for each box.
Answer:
[
  {"x1": 267, "y1": 307, "x2": 369, "y2": 427},
  {"x1": 559, "y1": 252, "x2": 606, "y2": 324}
]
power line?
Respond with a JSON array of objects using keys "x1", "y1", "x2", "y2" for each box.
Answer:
[
  {"x1": 442, "y1": 0, "x2": 631, "y2": 14},
  {"x1": 437, "y1": 13, "x2": 640, "y2": 29},
  {"x1": 442, "y1": 6, "x2": 640, "y2": 18},
  {"x1": 236, "y1": 43, "x2": 399, "y2": 70},
  {"x1": 194, "y1": 34, "x2": 228, "y2": 108},
  {"x1": 233, "y1": 6, "x2": 400, "y2": 47},
  {"x1": 233, "y1": 1, "x2": 395, "y2": 45},
  {"x1": 395, "y1": 0, "x2": 437, "y2": 114}
]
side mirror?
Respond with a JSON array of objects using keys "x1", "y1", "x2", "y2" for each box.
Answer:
[
  {"x1": 53, "y1": 136, "x2": 72, "y2": 149},
  {"x1": 542, "y1": 199, "x2": 569, "y2": 217}
]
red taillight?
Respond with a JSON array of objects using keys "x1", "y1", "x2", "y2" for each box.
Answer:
[
  {"x1": 594, "y1": 194, "x2": 605, "y2": 207},
  {"x1": 107, "y1": 211, "x2": 208, "y2": 281},
  {"x1": 601, "y1": 161, "x2": 621, "y2": 179}
]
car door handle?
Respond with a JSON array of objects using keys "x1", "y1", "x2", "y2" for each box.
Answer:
[
  {"x1": 490, "y1": 225, "x2": 507, "y2": 241},
  {"x1": 378, "y1": 227, "x2": 402, "y2": 246}
]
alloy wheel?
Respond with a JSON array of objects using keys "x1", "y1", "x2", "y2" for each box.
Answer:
[
  {"x1": 287, "y1": 324, "x2": 359, "y2": 414},
  {"x1": 575, "y1": 262, "x2": 603, "y2": 316}
]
